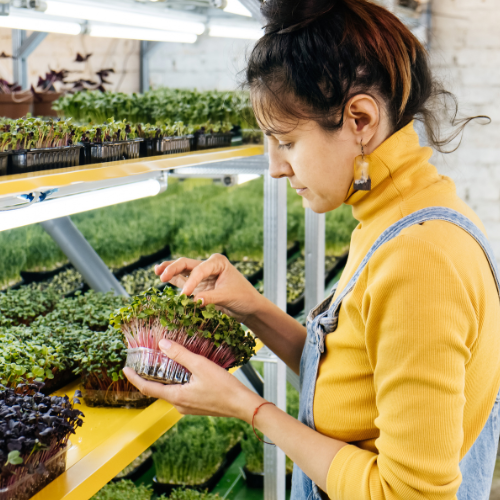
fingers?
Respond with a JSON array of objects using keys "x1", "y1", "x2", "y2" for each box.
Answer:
[
  {"x1": 181, "y1": 254, "x2": 228, "y2": 297},
  {"x1": 156, "y1": 258, "x2": 202, "y2": 283},
  {"x1": 159, "y1": 339, "x2": 202, "y2": 373},
  {"x1": 123, "y1": 367, "x2": 168, "y2": 400}
]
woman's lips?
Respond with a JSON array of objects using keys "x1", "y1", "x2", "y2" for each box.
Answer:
[{"x1": 296, "y1": 188, "x2": 308, "y2": 195}]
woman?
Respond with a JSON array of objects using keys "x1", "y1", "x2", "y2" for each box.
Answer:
[{"x1": 124, "y1": 0, "x2": 500, "y2": 498}]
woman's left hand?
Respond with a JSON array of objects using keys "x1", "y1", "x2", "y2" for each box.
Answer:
[{"x1": 123, "y1": 339, "x2": 263, "y2": 422}]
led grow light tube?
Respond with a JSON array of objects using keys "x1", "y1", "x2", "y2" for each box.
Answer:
[
  {"x1": 89, "y1": 25, "x2": 197, "y2": 43},
  {"x1": 0, "y1": 179, "x2": 161, "y2": 232},
  {"x1": 0, "y1": 14, "x2": 81, "y2": 35},
  {"x1": 209, "y1": 24, "x2": 263, "y2": 40},
  {"x1": 45, "y1": 1, "x2": 205, "y2": 35},
  {"x1": 223, "y1": 0, "x2": 252, "y2": 17}
]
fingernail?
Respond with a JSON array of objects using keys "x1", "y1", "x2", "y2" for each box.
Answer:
[{"x1": 160, "y1": 339, "x2": 172, "y2": 350}]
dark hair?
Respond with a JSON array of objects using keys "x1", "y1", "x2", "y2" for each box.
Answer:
[{"x1": 245, "y1": 0, "x2": 488, "y2": 153}]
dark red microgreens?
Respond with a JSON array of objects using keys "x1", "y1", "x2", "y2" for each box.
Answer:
[
  {"x1": 0, "y1": 383, "x2": 84, "y2": 490},
  {"x1": 110, "y1": 287, "x2": 256, "y2": 369}
]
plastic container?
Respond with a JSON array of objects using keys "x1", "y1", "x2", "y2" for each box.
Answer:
[
  {"x1": 243, "y1": 467, "x2": 292, "y2": 490},
  {"x1": 10, "y1": 145, "x2": 82, "y2": 175},
  {"x1": 196, "y1": 133, "x2": 232, "y2": 150},
  {"x1": 81, "y1": 388, "x2": 155, "y2": 408},
  {"x1": 80, "y1": 140, "x2": 142, "y2": 165},
  {"x1": 0, "y1": 442, "x2": 69, "y2": 500},
  {"x1": 140, "y1": 136, "x2": 190, "y2": 157},
  {"x1": 125, "y1": 347, "x2": 191, "y2": 385},
  {"x1": 0, "y1": 151, "x2": 9, "y2": 176}
]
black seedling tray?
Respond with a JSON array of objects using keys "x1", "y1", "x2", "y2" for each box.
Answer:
[
  {"x1": 0, "y1": 151, "x2": 10, "y2": 176},
  {"x1": 140, "y1": 136, "x2": 191, "y2": 157},
  {"x1": 10, "y1": 145, "x2": 82, "y2": 175},
  {"x1": 286, "y1": 250, "x2": 349, "y2": 317},
  {"x1": 80, "y1": 139, "x2": 143, "y2": 165},
  {"x1": 153, "y1": 458, "x2": 228, "y2": 496},
  {"x1": 151, "y1": 442, "x2": 241, "y2": 496},
  {"x1": 113, "y1": 244, "x2": 171, "y2": 280},
  {"x1": 194, "y1": 132, "x2": 232, "y2": 150},
  {"x1": 243, "y1": 466, "x2": 292, "y2": 490}
]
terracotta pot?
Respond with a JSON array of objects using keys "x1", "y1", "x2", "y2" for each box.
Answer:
[
  {"x1": 0, "y1": 92, "x2": 33, "y2": 119},
  {"x1": 33, "y1": 91, "x2": 63, "y2": 117}
]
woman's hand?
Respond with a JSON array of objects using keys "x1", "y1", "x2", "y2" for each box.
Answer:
[
  {"x1": 123, "y1": 339, "x2": 263, "y2": 422},
  {"x1": 154, "y1": 254, "x2": 264, "y2": 323}
]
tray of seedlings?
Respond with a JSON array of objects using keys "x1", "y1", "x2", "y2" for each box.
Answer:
[
  {"x1": 0, "y1": 117, "x2": 83, "y2": 175},
  {"x1": 192, "y1": 122, "x2": 233, "y2": 151},
  {"x1": 150, "y1": 416, "x2": 245, "y2": 497},
  {"x1": 137, "y1": 122, "x2": 192, "y2": 157},
  {"x1": 114, "y1": 244, "x2": 171, "y2": 284},
  {"x1": 79, "y1": 118, "x2": 142, "y2": 165},
  {"x1": 232, "y1": 240, "x2": 301, "y2": 286},
  {"x1": 0, "y1": 383, "x2": 84, "y2": 500},
  {"x1": 112, "y1": 449, "x2": 153, "y2": 483}
]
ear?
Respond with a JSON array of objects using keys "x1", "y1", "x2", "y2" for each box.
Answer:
[{"x1": 343, "y1": 94, "x2": 380, "y2": 150}]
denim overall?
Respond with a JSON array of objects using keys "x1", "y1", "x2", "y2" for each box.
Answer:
[{"x1": 292, "y1": 207, "x2": 500, "y2": 500}]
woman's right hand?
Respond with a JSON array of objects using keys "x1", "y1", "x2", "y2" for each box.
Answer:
[{"x1": 154, "y1": 254, "x2": 265, "y2": 323}]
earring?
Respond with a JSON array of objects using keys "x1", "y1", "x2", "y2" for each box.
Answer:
[{"x1": 353, "y1": 140, "x2": 371, "y2": 191}]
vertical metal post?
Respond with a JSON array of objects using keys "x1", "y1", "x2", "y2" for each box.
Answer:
[
  {"x1": 12, "y1": 29, "x2": 27, "y2": 88},
  {"x1": 305, "y1": 208, "x2": 325, "y2": 314},
  {"x1": 41, "y1": 216, "x2": 129, "y2": 297},
  {"x1": 140, "y1": 40, "x2": 150, "y2": 93},
  {"x1": 263, "y1": 170, "x2": 287, "y2": 500}
]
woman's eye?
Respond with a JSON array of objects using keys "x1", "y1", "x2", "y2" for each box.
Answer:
[{"x1": 277, "y1": 143, "x2": 292, "y2": 150}]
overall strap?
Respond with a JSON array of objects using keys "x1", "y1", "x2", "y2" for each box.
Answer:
[{"x1": 324, "y1": 207, "x2": 500, "y2": 326}]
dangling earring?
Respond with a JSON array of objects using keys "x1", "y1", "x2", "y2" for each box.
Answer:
[{"x1": 353, "y1": 140, "x2": 371, "y2": 191}]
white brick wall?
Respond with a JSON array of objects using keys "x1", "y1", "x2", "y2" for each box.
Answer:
[
  {"x1": 430, "y1": 0, "x2": 500, "y2": 261},
  {"x1": 0, "y1": 29, "x2": 140, "y2": 93},
  {"x1": 148, "y1": 33, "x2": 255, "y2": 91}
]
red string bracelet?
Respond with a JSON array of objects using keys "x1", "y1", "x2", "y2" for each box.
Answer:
[{"x1": 252, "y1": 401, "x2": 276, "y2": 445}]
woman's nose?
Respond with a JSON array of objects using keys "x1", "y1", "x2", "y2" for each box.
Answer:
[{"x1": 268, "y1": 150, "x2": 294, "y2": 179}]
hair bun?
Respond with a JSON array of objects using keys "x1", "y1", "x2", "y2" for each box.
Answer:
[{"x1": 262, "y1": 0, "x2": 338, "y2": 34}]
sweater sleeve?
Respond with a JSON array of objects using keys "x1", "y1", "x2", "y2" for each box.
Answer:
[{"x1": 326, "y1": 235, "x2": 477, "y2": 500}]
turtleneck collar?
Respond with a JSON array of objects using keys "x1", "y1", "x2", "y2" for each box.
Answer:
[{"x1": 344, "y1": 121, "x2": 436, "y2": 224}]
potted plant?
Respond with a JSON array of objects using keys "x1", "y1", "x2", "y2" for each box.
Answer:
[
  {"x1": 137, "y1": 121, "x2": 191, "y2": 158},
  {"x1": 111, "y1": 287, "x2": 256, "y2": 385},
  {"x1": 194, "y1": 122, "x2": 232, "y2": 151},
  {"x1": 0, "y1": 79, "x2": 33, "y2": 119},
  {"x1": 31, "y1": 70, "x2": 68, "y2": 118},
  {"x1": 0, "y1": 382, "x2": 84, "y2": 500}
]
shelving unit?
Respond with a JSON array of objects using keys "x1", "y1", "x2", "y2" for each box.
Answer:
[{"x1": 31, "y1": 341, "x2": 263, "y2": 500}]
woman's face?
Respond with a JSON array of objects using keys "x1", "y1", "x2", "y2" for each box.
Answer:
[{"x1": 263, "y1": 119, "x2": 359, "y2": 213}]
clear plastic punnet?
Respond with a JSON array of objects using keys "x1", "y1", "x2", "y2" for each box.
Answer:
[
  {"x1": 125, "y1": 347, "x2": 191, "y2": 385},
  {"x1": 0, "y1": 442, "x2": 70, "y2": 500}
]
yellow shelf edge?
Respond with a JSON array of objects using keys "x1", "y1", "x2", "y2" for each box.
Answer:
[
  {"x1": 0, "y1": 145, "x2": 265, "y2": 197},
  {"x1": 32, "y1": 339, "x2": 264, "y2": 500}
]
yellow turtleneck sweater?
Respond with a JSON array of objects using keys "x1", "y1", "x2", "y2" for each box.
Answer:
[{"x1": 314, "y1": 122, "x2": 500, "y2": 500}]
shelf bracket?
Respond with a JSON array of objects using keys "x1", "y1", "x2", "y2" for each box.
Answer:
[
  {"x1": 41, "y1": 216, "x2": 129, "y2": 297},
  {"x1": 12, "y1": 29, "x2": 48, "y2": 89}
]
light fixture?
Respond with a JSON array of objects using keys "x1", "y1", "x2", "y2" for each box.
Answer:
[
  {"x1": 209, "y1": 24, "x2": 262, "y2": 40},
  {"x1": 0, "y1": 179, "x2": 161, "y2": 232},
  {"x1": 45, "y1": 1, "x2": 205, "y2": 35},
  {"x1": 0, "y1": 14, "x2": 81, "y2": 35},
  {"x1": 223, "y1": 0, "x2": 252, "y2": 17},
  {"x1": 89, "y1": 25, "x2": 197, "y2": 43},
  {"x1": 237, "y1": 174, "x2": 260, "y2": 185}
]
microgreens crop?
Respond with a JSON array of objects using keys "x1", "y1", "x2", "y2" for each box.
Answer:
[
  {"x1": 78, "y1": 118, "x2": 137, "y2": 144},
  {"x1": 0, "y1": 383, "x2": 84, "y2": 491},
  {"x1": 72, "y1": 327, "x2": 134, "y2": 393},
  {"x1": 91, "y1": 480, "x2": 154, "y2": 500},
  {"x1": 0, "y1": 329, "x2": 65, "y2": 387},
  {"x1": 0, "y1": 116, "x2": 83, "y2": 151},
  {"x1": 0, "y1": 286, "x2": 60, "y2": 327},
  {"x1": 110, "y1": 287, "x2": 256, "y2": 369}
]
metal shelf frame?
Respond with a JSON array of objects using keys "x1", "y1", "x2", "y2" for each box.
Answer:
[{"x1": 0, "y1": 145, "x2": 326, "y2": 500}]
